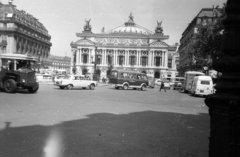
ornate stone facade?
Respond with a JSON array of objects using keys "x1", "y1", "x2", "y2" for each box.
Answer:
[
  {"x1": 70, "y1": 14, "x2": 177, "y2": 79},
  {"x1": 0, "y1": 2, "x2": 52, "y2": 61}
]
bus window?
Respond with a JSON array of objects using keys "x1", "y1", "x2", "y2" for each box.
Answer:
[
  {"x1": 111, "y1": 71, "x2": 118, "y2": 78},
  {"x1": 142, "y1": 75, "x2": 148, "y2": 80}
]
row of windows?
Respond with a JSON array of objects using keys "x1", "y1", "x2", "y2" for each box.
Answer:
[
  {"x1": 111, "y1": 71, "x2": 148, "y2": 80},
  {"x1": 81, "y1": 55, "x2": 166, "y2": 66}
]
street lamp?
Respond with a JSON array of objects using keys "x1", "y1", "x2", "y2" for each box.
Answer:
[
  {"x1": 38, "y1": 52, "x2": 41, "y2": 73},
  {"x1": 92, "y1": 46, "x2": 98, "y2": 81}
]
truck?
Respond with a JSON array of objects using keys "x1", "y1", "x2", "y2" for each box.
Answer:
[
  {"x1": 183, "y1": 71, "x2": 205, "y2": 93},
  {"x1": 190, "y1": 76, "x2": 214, "y2": 96},
  {"x1": 0, "y1": 53, "x2": 39, "y2": 93}
]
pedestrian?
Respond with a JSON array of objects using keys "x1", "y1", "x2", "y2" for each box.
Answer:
[{"x1": 159, "y1": 81, "x2": 166, "y2": 92}]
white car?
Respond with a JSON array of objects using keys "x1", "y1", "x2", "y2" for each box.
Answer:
[
  {"x1": 155, "y1": 79, "x2": 162, "y2": 86},
  {"x1": 155, "y1": 79, "x2": 171, "y2": 89},
  {"x1": 54, "y1": 75, "x2": 97, "y2": 90}
]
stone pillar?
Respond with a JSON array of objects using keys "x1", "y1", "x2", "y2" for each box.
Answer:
[
  {"x1": 76, "y1": 49, "x2": 79, "y2": 65},
  {"x1": 88, "y1": 49, "x2": 91, "y2": 64},
  {"x1": 79, "y1": 49, "x2": 82, "y2": 65},
  {"x1": 205, "y1": 1, "x2": 240, "y2": 156},
  {"x1": 125, "y1": 51, "x2": 127, "y2": 66}
]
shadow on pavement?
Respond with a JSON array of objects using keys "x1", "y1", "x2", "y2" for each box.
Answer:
[{"x1": 0, "y1": 111, "x2": 209, "y2": 157}]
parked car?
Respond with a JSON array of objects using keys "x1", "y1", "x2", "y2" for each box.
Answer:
[
  {"x1": 155, "y1": 79, "x2": 162, "y2": 86},
  {"x1": 163, "y1": 80, "x2": 171, "y2": 89},
  {"x1": 54, "y1": 75, "x2": 97, "y2": 90},
  {"x1": 155, "y1": 79, "x2": 170, "y2": 89},
  {"x1": 172, "y1": 81, "x2": 182, "y2": 90}
]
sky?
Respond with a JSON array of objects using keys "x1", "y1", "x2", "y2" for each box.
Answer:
[{"x1": 2, "y1": 0, "x2": 227, "y2": 57}]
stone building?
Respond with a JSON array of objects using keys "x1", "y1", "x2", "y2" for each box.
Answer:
[
  {"x1": 178, "y1": 7, "x2": 222, "y2": 76},
  {"x1": 0, "y1": 1, "x2": 51, "y2": 61},
  {"x1": 70, "y1": 14, "x2": 177, "y2": 80},
  {"x1": 43, "y1": 54, "x2": 71, "y2": 72}
]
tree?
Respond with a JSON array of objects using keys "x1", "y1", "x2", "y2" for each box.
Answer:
[{"x1": 191, "y1": 4, "x2": 226, "y2": 71}]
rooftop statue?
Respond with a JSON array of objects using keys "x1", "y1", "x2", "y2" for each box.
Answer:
[
  {"x1": 157, "y1": 20, "x2": 162, "y2": 27},
  {"x1": 155, "y1": 20, "x2": 163, "y2": 34},
  {"x1": 83, "y1": 19, "x2": 92, "y2": 32},
  {"x1": 129, "y1": 13, "x2": 134, "y2": 22},
  {"x1": 85, "y1": 19, "x2": 91, "y2": 27}
]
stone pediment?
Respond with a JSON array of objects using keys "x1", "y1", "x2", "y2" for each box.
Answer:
[
  {"x1": 150, "y1": 41, "x2": 168, "y2": 47},
  {"x1": 75, "y1": 39, "x2": 94, "y2": 45}
]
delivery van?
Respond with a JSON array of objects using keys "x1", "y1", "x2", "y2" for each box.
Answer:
[
  {"x1": 190, "y1": 76, "x2": 214, "y2": 96},
  {"x1": 183, "y1": 71, "x2": 205, "y2": 93}
]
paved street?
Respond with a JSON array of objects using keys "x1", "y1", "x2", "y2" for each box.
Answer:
[{"x1": 0, "y1": 84, "x2": 209, "y2": 157}]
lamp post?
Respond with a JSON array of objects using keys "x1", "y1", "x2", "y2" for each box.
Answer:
[
  {"x1": 38, "y1": 52, "x2": 41, "y2": 73},
  {"x1": 92, "y1": 46, "x2": 98, "y2": 81},
  {"x1": 205, "y1": 0, "x2": 240, "y2": 156}
]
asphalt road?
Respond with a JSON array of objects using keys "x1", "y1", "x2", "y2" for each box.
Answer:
[{"x1": 0, "y1": 84, "x2": 209, "y2": 157}]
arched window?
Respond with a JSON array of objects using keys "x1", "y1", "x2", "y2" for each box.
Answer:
[
  {"x1": 155, "y1": 57, "x2": 161, "y2": 67},
  {"x1": 141, "y1": 57, "x2": 148, "y2": 66},
  {"x1": 129, "y1": 56, "x2": 136, "y2": 66},
  {"x1": 118, "y1": 56, "x2": 125, "y2": 65},
  {"x1": 154, "y1": 71, "x2": 160, "y2": 78},
  {"x1": 82, "y1": 69, "x2": 88, "y2": 75},
  {"x1": 83, "y1": 54, "x2": 88, "y2": 64}
]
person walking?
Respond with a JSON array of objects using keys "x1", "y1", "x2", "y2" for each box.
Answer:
[{"x1": 159, "y1": 81, "x2": 166, "y2": 92}]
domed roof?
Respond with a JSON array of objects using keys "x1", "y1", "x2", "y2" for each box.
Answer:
[{"x1": 106, "y1": 13, "x2": 153, "y2": 36}]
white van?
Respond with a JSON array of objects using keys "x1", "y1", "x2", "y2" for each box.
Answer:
[
  {"x1": 183, "y1": 71, "x2": 205, "y2": 93},
  {"x1": 190, "y1": 76, "x2": 214, "y2": 96}
]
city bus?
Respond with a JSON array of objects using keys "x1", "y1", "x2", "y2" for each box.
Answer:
[{"x1": 108, "y1": 69, "x2": 149, "y2": 91}]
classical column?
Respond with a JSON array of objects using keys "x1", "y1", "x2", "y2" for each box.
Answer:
[
  {"x1": 165, "y1": 51, "x2": 168, "y2": 68},
  {"x1": 75, "y1": 49, "x2": 79, "y2": 65},
  {"x1": 148, "y1": 50, "x2": 151, "y2": 67},
  {"x1": 152, "y1": 51, "x2": 154, "y2": 67},
  {"x1": 103, "y1": 49, "x2": 105, "y2": 65},
  {"x1": 125, "y1": 51, "x2": 127, "y2": 66},
  {"x1": 162, "y1": 52, "x2": 165, "y2": 67},
  {"x1": 88, "y1": 49, "x2": 91, "y2": 64},
  {"x1": 205, "y1": 0, "x2": 240, "y2": 156},
  {"x1": 79, "y1": 49, "x2": 82, "y2": 65}
]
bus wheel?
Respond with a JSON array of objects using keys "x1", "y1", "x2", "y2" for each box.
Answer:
[
  {"x1": 28, "y1": 83, "x2": 39, "y2": 93},
  {"x1": 4, "y1": 79, "x2": 17, "y2": 93},
  {"x1": 141, "y1": 85, "x2": 147, "y2": 91},
  {"x1": 123, "y1": 84, "x2": 128, "y2": 90},
  {"x1": 115, "y1": 87, "x2": 119, "y2": 89},
  {"x1": 59, "y1": 86, "x2": 64, "y2": 89}
]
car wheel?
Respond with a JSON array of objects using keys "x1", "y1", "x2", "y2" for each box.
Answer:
[
  {"x1": 115, "y1": 87, "x2": 119, "y2": 89},
  {"x1": 67, "y1": 84, "x2": 73, "y2": 90},
  {"x1": 59, "y1": 86, "x2": 64, "y2": 89},
  {"x1": 123, "y1": 84, "x2": 128, "y2": 90},
  {"x1": 89, "y1": 84, "x2": 95, "y2": 90},
  {"x1": 28, "y1": 83, "x2": 39, "y2": 93},
  {"x1": 4, "y1": 79, "x2": 17, "y2": 93},
  {"x1": 141, "y1": 85, "x2": 147, "y2": 91}
]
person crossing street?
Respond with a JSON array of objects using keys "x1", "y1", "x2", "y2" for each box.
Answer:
[{"x1": 159, "y1": 81, "x2": 166, "y2": 92}]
